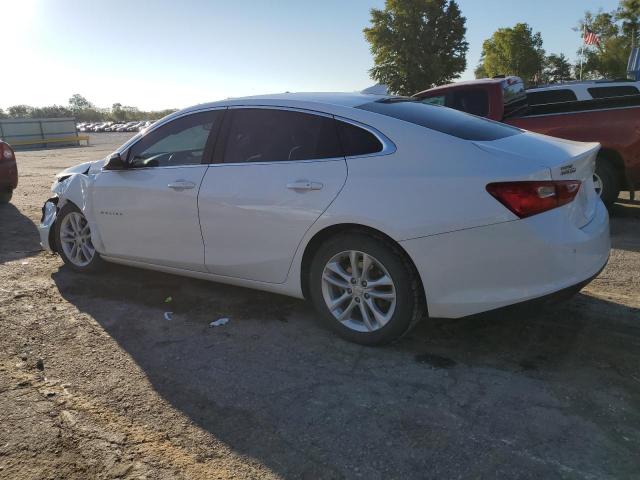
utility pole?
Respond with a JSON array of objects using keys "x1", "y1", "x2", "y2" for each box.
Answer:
[{"x1": 580, "y1": 24, "x2": 585, "y2": 81}]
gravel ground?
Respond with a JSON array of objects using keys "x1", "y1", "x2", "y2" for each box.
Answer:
[{"x1": 1, "y1": 133, "x2": 639, "y2": 480}]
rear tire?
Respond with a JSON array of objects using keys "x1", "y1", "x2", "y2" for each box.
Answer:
[
  {"x1": 309, "y1": 231, "x2": 425, "y2": 346},
  {"x1": 594, "y1": 159, "x2": 620, "y2": 207},
  {"x1": 0, "y1": 189, "x2": 12, "y2": 204},
  {"x1": 55, "y1": 203, "x2": 103, "y2": 273}
]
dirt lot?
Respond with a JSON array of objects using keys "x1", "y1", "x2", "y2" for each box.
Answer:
[{"x1": 1, "y1": 133, "x2": 639, "y2": 479}]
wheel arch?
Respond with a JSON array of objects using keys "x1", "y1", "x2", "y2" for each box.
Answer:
[{"x1": 299, "y1": 223, "x2": 426, "y2": 307}]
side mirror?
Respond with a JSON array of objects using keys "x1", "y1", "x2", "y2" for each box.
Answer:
[{"x1": 103, "y1": 152, "x2": 127, "y2": 171}]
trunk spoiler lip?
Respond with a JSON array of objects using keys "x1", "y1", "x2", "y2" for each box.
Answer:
[{"x1": 472, "y1": 133, "x2": 601, "y2": 169}]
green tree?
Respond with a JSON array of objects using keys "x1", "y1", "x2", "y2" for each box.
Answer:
[
  {"x1": 0, "y1": 108, "x2": 7, "y2": 119},
  {"x1": 364, "y1": 0, "x2": 468, "y2": 95},
  {"x1": 475, "y1": 23, "x2": 545, "y2": 85},
  {"x1": 616, "y1": 0, "x2": 640, "y2": 38},
  {"x1": 32, "y1": 105, "x2": 73, "y2": 118},
  {"x1": 68, "y1": 94, "x2": 93, "y2": 111},
  {"x1": 8, "y1": 105, "x2": 33, "y2": 118},
  {"x1": 544, "y1": 53, "x2": 574, "y2": 83},
  {"x1": 576, "y1": 2, "x2": 640, "y2": 79}
]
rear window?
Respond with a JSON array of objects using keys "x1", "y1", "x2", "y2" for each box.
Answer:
[
  {"x1": 587, "y1": 85, "x2": 639, "y2": 99},
  {"x1": 527, "y1": 89, "x2": 577, "y2": 105},
  {"x1": 357, "y1": 99, "x2": 521, "y2": 141}
]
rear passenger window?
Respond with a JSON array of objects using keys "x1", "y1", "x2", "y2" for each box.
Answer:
[
  {"x1": 224, "y1": 109, "x2": 342, "y2": 163},
  {"x1": 336, "y1": 121, "x2": 383, "y2": 157},
  {"x1": 527, "y1": 89, "x2": 577, "y2": 105},
  {"x1": 587, "y1": 86, "x2": 639, "y2": 98},
  {"x1": 420, "y1": 95, "x2": 446, "y2": 106},
  {"x1": 450, "y1": 89, "x2": 489, "y2": 117}
]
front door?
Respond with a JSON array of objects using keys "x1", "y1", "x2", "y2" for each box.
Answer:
[{"x1": 91, "y1": 109, "x2": 224, "y2": 271}]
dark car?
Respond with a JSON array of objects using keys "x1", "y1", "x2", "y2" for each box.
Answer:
[{"x1": 0, "y1": 141, "x2": 18, "y2": 203}]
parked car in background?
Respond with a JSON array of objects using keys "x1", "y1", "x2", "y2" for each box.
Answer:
[
  {"x1": 0, "y1": 141, "x2": 18, "y2": 203},
  {"x1": 91, "y1": 123, "x2": 110, "y2": 132},
  {"x1": 107, "y1": 124, "x2": 124, "y2": 132},
  {"x1": 115, "y1": 122, "x2": 135, "y2": 132},
  {"x1": 414, "y1": 76, "x2": 640, "y2": 205},
  {"x1": 38, "y1": 93, "x2": 609, "y2": 345}
]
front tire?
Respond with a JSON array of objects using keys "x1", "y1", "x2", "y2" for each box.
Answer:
[
  {"x1": 594, "y1": 159, "x2": 620, "y2": 207},
  {"x1": 309, "y1": 232, "x2": 425, "y2": 345},
  {"x1": 55, "y1": 203, "x2": 103, "y2": 272}
]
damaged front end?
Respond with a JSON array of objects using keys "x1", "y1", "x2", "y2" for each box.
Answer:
[
  {"x1": 39, "y1": 196, "x2": 59, "y2": 252},
  {"x1": 38, "y1": 161, "x2": 96, "y2": 253}
]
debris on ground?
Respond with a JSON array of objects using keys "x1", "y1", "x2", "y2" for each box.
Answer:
[
  {"x1": 164, "y1": 312, "x2": 173, "y2": 321},
  {"x1": 209, "y1": 317, "x2": 230, "y2": 327},
  {"x1": 164, "y1": 296, "x2": 173, "y2": 303}
]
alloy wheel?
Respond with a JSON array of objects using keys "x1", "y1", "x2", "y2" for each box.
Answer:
[
  {"x1": 60, "y1": 212, "x2": 96, "y2": 267},
  {"x1": 321, "y1": 250, "x2": 397, "y2": 332},
  {"x1": 593, "y1": 173, "x2": 603, "y2": 197}
]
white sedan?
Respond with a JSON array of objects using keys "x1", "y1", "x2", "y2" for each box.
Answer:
[{"x1": 39, "y1": 93, "x2": 610, "y2": 345}]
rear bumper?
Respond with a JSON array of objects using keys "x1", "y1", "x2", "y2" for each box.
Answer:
[{"x1": 401, "y1": 200, "x2": 610, "y2": 318}]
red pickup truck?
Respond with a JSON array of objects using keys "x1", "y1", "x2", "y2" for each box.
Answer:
[{"x1": 414, "y1": 77, "x2": 639, "y2": 205}]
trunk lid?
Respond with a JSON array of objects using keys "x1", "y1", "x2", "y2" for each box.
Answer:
[{"x1": 474, "y1": 131, "x2": 600, "y2": 228}]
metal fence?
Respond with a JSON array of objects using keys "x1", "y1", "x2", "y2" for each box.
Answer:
[{"x1": 0, "y1": 118, "x2": 79, "y2": 149}]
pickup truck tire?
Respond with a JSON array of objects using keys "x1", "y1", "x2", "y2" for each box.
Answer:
[{"x1": 594, "y1": 159, "x2": 620, "y2": 207}]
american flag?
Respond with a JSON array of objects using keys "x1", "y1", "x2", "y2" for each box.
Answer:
[{"x1": 584, "y1": 27, "x2": 600, "y2": 47}]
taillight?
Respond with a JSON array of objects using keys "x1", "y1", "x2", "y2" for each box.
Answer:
[
  {"x1": 0, "y1": 142, "x2": 15, "y2": 162},
  {"x1": 486, "y1": 180, "x2": 581, "y2": 218}
]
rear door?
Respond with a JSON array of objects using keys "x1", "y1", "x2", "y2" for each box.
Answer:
[{"x1": 198, "y1": 107, "x2": 348, "y2": 283}]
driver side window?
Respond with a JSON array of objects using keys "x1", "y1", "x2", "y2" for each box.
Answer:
[{"x1": 127, "y1": 110, "x2": 222, "y2": 168}]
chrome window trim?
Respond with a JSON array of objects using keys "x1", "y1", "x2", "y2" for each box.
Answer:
[
  {"x1": 101, "y1": 164, "x2": 210, "y2": 173},
  {"x1": 114, "y1": 106, "x2": 228, "y2": 157}
]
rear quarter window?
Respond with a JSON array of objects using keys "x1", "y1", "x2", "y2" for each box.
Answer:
[
  {"x1": 336, "y1": 121, "x2": 383, "y2": 157},
  {"x1": 587, "y1": 85, "x2": 639, "y2": 99},
  {"x1": 357, "y1": 99, "x2": 521, "y2": 141},
  {"x1": 527, "y1": 89, "x2": 577, "y2": 105}
]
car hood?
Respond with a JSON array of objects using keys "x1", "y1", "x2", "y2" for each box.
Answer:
[{"x1": 56, "y1": 159, "x2": 105, "y2": 179}]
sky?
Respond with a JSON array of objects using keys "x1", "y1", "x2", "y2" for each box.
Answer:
[{"x1": 2, "y1": 0, "x2": 621, "y2": 111}]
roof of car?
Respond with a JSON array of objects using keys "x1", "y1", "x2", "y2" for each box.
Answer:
[{"x1": 189, "y1": 92, "x2": 395, "y2": 111}]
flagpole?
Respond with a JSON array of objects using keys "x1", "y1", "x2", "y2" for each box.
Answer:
[{"x1": 580, "y1": 24, "x2": 585, "y2": 81}]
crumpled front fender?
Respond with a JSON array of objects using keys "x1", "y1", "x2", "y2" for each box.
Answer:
[{"x1": 38, "y1": 171, "x2": 106, "y2": 254}]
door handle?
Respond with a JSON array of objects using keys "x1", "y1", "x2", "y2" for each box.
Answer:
[
  {"x1": 168, "y1": 180, "x2": 196, "y2": 190},
  {"x1": 286, "y1": 180, "x2": 323, "y2": 191}
]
